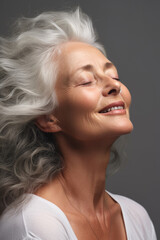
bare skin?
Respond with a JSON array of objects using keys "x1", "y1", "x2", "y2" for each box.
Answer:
[{"x1": 36, "y1": 42, "x2": 133, "y2": 239}]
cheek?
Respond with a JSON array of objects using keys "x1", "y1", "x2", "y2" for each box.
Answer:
[
  {"x1": 73, "y1": 88, "x2": 100, "y2": 110},
  {"x1": 55, "y1": 88, "x2": 100, "y2": 128},
  {"x1": 62, "y1": 88, "x2": 100, "y2": 114}
]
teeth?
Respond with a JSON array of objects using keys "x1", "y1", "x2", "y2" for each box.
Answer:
[{"x1": 101, "y1": 106, "x2": 123, "y2": 113}]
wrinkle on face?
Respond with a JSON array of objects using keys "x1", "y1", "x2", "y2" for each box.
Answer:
[{"x1": 53, "y1": 41, "x2": 133, "y2": 142}]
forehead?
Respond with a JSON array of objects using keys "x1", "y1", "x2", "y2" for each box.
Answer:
[{"x1": 58, "y1": 42, "x2": 109, "y2": 74}]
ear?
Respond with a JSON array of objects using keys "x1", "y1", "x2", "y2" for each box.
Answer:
[{"x1": 35, "y1": 114, "x2": 61, "y2": 133}]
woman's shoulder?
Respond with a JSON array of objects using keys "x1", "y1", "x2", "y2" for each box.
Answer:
[
  {"x1": 0, "y1": 194, "x2": 77, "y2": 240},
  {"x1": 108, "y1": 191, "x2": 147, "y2": 212},
  {"x1": 107, "y1": 191, "x2": 157, "y2": 239},
  {"x1": 108, "y1": 191, "x2": 150, "y2": 218}
]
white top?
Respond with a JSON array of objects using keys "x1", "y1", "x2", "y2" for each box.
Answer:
[{"x1": 0, "y1": 191, "x2": 157, "y2": 240}]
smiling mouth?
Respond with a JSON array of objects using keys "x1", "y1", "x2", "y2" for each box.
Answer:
[
  {"x1": 99, "y1": 101, "x2": 125, "y2": 114},
  {"x1": 100, "y1": 105, "x2": 124, "y2": 113}
]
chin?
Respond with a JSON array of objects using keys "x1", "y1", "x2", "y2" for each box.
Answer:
[{"x1": 113, "y1": 120, "x2": 133, "y2": 136}]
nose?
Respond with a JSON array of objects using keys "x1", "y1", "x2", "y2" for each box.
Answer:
[{"x1": 102, "y1": 77, "x2": 121, "y2": 97}]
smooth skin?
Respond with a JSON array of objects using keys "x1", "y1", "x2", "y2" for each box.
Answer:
[{"x1": 36, "y1": 42, "x2": 133, "y2": 240}]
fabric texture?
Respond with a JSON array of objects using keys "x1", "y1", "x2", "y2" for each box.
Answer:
[{"x1": 0, "y1": 191, "x2": 157, "y2": 240}]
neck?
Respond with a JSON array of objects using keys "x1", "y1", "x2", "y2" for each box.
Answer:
[{"x1": 56, "y1": 133, "x2": 114, "y2": 215}]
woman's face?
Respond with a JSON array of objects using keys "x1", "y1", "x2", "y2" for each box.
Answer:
[{"x1": 53, "y1": 42, "x2": 133, "y2": 141}]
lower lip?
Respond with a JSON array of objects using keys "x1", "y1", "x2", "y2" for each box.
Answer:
[{"x1": 100, "y1": 109, "x2": 126, "y2": 115}]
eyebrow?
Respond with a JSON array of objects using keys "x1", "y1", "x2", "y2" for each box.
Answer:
[{"x1": 75, "y1": 62, "x2": 115, "y2": 73}]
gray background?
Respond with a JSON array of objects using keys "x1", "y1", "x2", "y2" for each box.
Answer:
[{"x1": 0, "y1": 0, "x2": 159, "y2": 238}]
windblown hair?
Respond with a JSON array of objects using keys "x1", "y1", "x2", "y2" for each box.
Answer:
[{"x1": 0, "y1": 8, "x2": 121, "y2": 215}]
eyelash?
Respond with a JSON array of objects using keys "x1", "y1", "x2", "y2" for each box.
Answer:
[
  {"x1": 81, "y1": 81, "x2": 93, "y2": 85},
  {"x1": 113, "y1": 77, "x2": 120, "y2": 81},
  {"x1": 80, "y1": 76, "x2": 120, "y2": 86}
]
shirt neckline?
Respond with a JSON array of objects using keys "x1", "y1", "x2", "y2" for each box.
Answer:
[
  {"x1": 107, "y1": 191, "x2": 129, "y2": 240},
  {"x1": 28, "y1": 191, "x2": 129, "y2": 240}
]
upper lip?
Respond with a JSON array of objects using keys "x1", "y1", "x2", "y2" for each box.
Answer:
[{"x1": 99, "y1": 101, "x2": 125, "y2": 113}]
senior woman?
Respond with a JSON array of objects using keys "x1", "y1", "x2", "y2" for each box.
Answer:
[{"x1": 0, "y1": 8, "x2": 157, "y2": 240}]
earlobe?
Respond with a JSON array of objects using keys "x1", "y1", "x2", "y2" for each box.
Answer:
[{"x1": 35, "y1": 115, "x2": 61, "y2": 133}]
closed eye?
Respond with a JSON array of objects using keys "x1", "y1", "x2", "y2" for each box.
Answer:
[
  {"x1": 81, "y1": 81, "x2": 93, "y2": 86},
  {"x1": 113, "y1": 77, "x2": 120, "y2": 81}
]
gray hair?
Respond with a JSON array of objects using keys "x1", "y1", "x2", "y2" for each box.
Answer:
[{"x1": 0, "y1": 8, "x2": 121, "y2": 215}]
